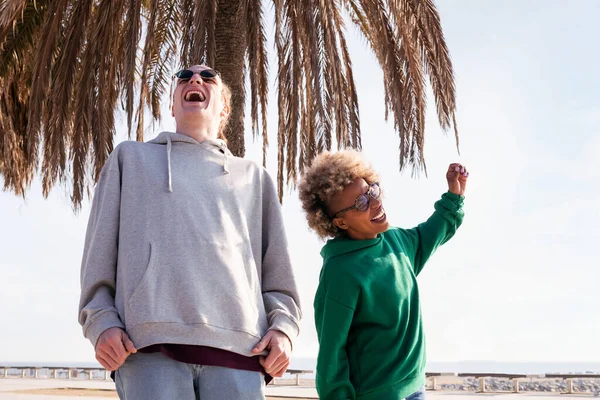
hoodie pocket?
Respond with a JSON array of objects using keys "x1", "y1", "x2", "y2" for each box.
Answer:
[
  {"x1": 127, "y1": 242, "x2": 158, "y2": 311},
  {"x1": 125, "y1": 240, "x2": 266, "y2": 336}
]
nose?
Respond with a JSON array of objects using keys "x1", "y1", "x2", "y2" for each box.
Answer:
[
  {"x1": 370, "y1": 196, "x2": 382, "y2": 209},
  {"x1": 189, "y1": 73, "x2": 204, "y2": 85}
]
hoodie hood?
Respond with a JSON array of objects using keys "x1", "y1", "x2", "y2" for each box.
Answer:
[
  {"x1": 320, "y1": 234, "x2": 382, "y2": 263},
  {"x1": 148, "y1": 131, "x2": 232, "y2": 192}
]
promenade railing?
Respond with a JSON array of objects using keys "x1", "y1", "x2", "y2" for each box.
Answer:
[
  {"x1": 426, "y1": 372, "x2": 600, "y2": 394},
  {"x1": 2, "y1": 366, "x2": 599, "y2": 393}
]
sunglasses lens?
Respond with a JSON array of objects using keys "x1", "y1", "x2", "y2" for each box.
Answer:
[
  {"x1": 356, "y1": 195, "x2": 370, "y2": 212},
  {"x1": 200, "y1": 69, "x2": 218, "y2": 78},
  {"x1": 175, "y1": 69, "x2": 218, "y2": 84},
  {"x1": 175, "y1": 70, "x2": 193, "y2": 79},
  {"x1": 370, "y1": 183, "x2": 380, "y2": 199}
]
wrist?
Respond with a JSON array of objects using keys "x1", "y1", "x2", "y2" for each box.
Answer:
[
  {"x1": 270, "y1": 329, "x2": 292, "y2": 346},
  {"x1": 444, "y1": 190, "x2": 465, "y2": 200}
]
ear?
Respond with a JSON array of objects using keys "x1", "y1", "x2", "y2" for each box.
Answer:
[
  {"x1": 333, "y1": 217, "x2": 349, "y2": 231},
  {"x1": 221, "y1": 100, "x2": 230, "y2": 118},
  {"x1": 220, "y1": 106, "x2": 229, "y2": 118},
  {"x1": 220, "y1": 90, "x2": 230, "y2": 116}
]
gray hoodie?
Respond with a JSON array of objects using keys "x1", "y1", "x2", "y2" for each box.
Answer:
[{"x1": 78, "y1": 131, "x2": 301, "y2": 357}]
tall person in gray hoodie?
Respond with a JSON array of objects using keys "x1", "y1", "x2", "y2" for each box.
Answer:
[{"x1": 78, "y1": 65, "x2": 302, "y2": 400}]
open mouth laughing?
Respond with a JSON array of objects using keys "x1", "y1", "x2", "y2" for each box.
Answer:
[
  {"x1": 184, "y1": 90, "x2": 206, "y2": 102},
  {"x1": 371, "y1": 207, "x2": 387, "y2": 223}
]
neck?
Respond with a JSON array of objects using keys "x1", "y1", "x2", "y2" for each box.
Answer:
[
  {"x1": 175, "y1": 119, "x2": 220, "y2": 143},
  {"x1": 346, "y1": 229, "x2": 377, "y2": 241}
]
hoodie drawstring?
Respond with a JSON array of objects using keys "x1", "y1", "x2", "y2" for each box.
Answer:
[
  {"x1": 167, "y1": 136, "x2": 173, "y2": 192},
  {"x1": 221, "y1": 143, "x2": 229, "y2": 174},
  {"x1": 154, "y1": 133, "x2": 230, "y2": 191}
]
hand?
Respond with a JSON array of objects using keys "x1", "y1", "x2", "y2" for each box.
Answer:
[
  {"x1": 252, "y1": 330, "x2": 292, "y2": 377},
  {"x1": 95, "y1": 327, "x2": 137, "y2": 371},
  {"x1": 446, "y1": 163, "x2": 469, "y2": 196}
]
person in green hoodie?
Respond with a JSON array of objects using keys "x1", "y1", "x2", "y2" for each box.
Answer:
[{"x1": 298, "y1": 150, "x2": 468, "y2": 400}]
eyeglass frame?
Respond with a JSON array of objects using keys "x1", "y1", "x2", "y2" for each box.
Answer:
[
  {"x1": 173, "y1": 68, "x2": 220, "y2": 85},
  {"x1": 331, "y1": 182, "x2": 381, "y2": 218}
]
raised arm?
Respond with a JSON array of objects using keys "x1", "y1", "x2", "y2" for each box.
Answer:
[{"x1": 400, "y1": 163, "x2": 468, "y2": 275}]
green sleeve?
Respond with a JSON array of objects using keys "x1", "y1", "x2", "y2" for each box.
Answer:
[
  {"x1": 404, "y1": 191, "x2": 464, "y2": 275},
  {"x1": 314, "y1": 267, "x2": 359, "y2": 400}
]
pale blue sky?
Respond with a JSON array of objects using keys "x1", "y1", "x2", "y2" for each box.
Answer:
[{"x1": 1, "y1": 1, "x2": 599, "y2": 364}]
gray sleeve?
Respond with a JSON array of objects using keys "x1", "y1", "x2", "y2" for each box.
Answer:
[
  {"x1": 260, "y1": 174, "x2": 302, "y2": 345},
  {"x1": 78, "y1": 166, "x2": 125, "y2": 348}
]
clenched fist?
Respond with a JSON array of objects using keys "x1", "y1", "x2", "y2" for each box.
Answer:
[
  {"x1": 446, "y1": 163, "x2": 469, "y2": 196},
  {"x1": 252, "y1": 330, "x2": 292, "y2": 377},
  {"x1": 95, "y1": 327, "x2": 137, "y2": 371}
]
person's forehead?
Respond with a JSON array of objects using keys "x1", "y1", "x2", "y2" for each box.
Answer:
[
  {"x1": 350, "y1": 178, "x2": 369, "y2": 192},
  {"x1": 334, "y1": 178, "x2": 368, "y2": 201},
  {"x1": 187, "y1": 65, "x2": 210, "y2": 72}
]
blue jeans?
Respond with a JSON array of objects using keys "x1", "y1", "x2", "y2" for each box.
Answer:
[
  {"x1": 405, "y1": 385, "x2": 426, "y2": 400},
  {"x1": 115, "y1": 352, "x2": 265, "y2": 400}
]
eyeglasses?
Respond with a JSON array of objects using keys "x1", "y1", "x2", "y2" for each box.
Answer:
[
  {"x1": 332, "y1": 182, "x2": 381, "y2": 217},
  {"x1": 173, "y1": 68, "x2": 219, "y2": 84}
]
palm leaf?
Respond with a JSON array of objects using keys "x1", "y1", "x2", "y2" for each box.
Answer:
[{"x1": 0, "y1": 0, "x2": 459, "y2": 208}]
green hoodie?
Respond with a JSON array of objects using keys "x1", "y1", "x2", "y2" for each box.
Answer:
[{"x1": 314, "y1": 192, "x2": 464, "y2": 400}]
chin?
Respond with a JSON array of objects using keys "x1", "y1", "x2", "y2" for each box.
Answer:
[{"x1": 377, "y1": 222, "x2": 390, "y2": 234}]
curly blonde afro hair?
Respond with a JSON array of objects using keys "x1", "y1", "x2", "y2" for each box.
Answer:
[{"x1": 298, "y1": 150, "x2": 380, "y2": 239}]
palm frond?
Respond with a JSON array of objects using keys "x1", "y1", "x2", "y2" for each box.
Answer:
[
  {"x1": 0, "y1": 1, "x2": 46, "y2": 195},
  {"x1": 71, "y1": 1, "x2": 112, "y2": 207},
  {"x1": 246, "y1": 0, "x2": 269, "y2": 166},
  {"x1": 136, "y1": 0, "x2": 161, "y2": 142},
  {"x1": 0, "y1": 1, "x2": 47, "y2": 79},
  {"x1": 0, "y1": 70, "x2": 33, "y2": 196},
  {"x1": 177, "y1": 0, "x2": 195, "y2": 66},
  {"x1": 276, "y1": 0, "x2": 360, "y2": 192},
  {"x1": 93, "y1": 0, "x2": 127, "y2": 181},
  {"x1": 149, "y1": 0, "x2": 180, "y2": 119},
  {"x1": 122, "y1": 0, "x2": 143, "y2": 138},
  {"x1": 42, "y1": 1, "x2": 93, "y2": 195},
  {"x1": 350, "y1": 0, "x2": 426, "y2": 173},
  {"x1": 26, "y1": 0, "x2": 70, "y2": 188},
  {"x1": 405, "y1": 0, "x2": 459, "y2": 149},
  {"x1": 0, "y1": 0, "x2": 28, "y2": 46},
  {"x1": 274, "y1": 0, "x2": 286, "y2": 200}
]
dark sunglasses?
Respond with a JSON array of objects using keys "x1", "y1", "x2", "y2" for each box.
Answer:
[
  {"x1": 173, "y1": 68, "x2": 219, "y2": 84},
  {"x1": 332, "y1": 182, "x2": 381, "y2": 218}
]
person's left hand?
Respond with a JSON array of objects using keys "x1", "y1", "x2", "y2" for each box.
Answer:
[
  {"x1": 252, "y1": 330, "x2": 292, "y2": 377},
  {"x1": 446, "y1": 163, "x2": 469, "y2": 196}
]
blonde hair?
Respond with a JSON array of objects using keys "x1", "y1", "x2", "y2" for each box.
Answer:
[
  {"x1": 298, "y1": 150, "x2": 380, "y2": 239},
  {"x1": 217, "y1": 82, "x2": 232, "y2": 143}
]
